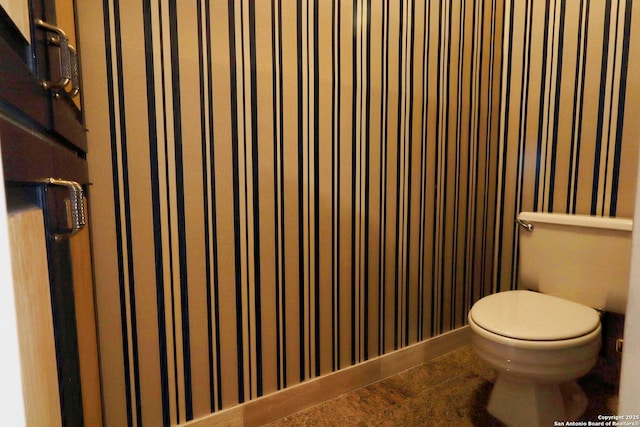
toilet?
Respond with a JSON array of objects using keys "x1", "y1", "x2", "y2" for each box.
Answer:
[{"x1": 469, "y1": 212, "x2": 633, "y2": 427}]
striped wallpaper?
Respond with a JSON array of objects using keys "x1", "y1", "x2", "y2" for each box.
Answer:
[
  {"x1": 76, "y1": 0, "x2": 639, "y2": 426},
  {"x1": 493, "y1": 0, "x2": 640, "y2": 292}
]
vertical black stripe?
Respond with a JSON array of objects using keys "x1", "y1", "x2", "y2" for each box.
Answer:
[
  {"x1": 431, "y1": 0, "x2": 442, "y2": 336},
  {"x1": 195, "y1": 0, "x2": 211, "y2": 411},
  {"x1": 533, "y1": 1, "x2": 552, "y2": 211},
  {"x1": 336, "y1": 0, "x2": 342, "y2": 369},
  {"x1": 277, "y1": 0, "x2": 288, "y2": 389},
  {"x1": 158, "y1": 0, "x2": 181, "y2": 416},
  {"x1": 331, "y1": 0, "x2": 337, "y2": 372},
  {"x1": 206, "y1": 0, "x2": 224, "y2": 410},
  {"x1": 356, "y1": 0, "x2": 361, "y2": 363},
  {"x1": 247, "y1": 1, "x2": 264, "y2": 397},
  {"x1": 102, "y1": 0, "x2": 133, "y2": 424},
  {"x1": 541, "y1": 0, "x2": 559, "y2": 211},
  {"x1": 601, "y1": 0, "x2": 622, "y2": 215},
  {"x1": 141, "y1": 0, "x2": 170, "y2": 423},
  {"x1": 470, "y1": 0, "x2": 484, "y2": 303},
  {"x1": 115, "y1": 0, "x2": 143, "y2": 423},
  {"x1": 167, "y1": 120, "x2": 180, "y2": 420},
  {"x1": 363, "y1": 0, "x2": 372, "y2": 360},
  {"x1": 473, "y1": 0, "x2": 482, "y2": 303},
  {"x1": 270, "y1": 0, "x2": 283, "y2": 391},
  {"x1": 487, "y1": 0, "x2": 502, "y2": 296},
  {"x1": 196, "y1": 0, "x2": 216, "y2": 413},
  {"x1": 226, "y1": 0, "x2": 245, "y2": 404},
  {"x1": 451, "y1": 0, "x2": 463, "y2": 328},
  {"x1": 120, "y1": 80, "x2": 142, "y2": 427},
  {"x1": 548, "y1": 0, "x2": 567, "y2": 211},
  {"x1": 363, "y1": 0, "x2": 368, "y2": 360},
  {"x1": 592, "y1": 0, "x2": 613, "y2": 215},
  {"x1": 398, "y1": 0, "x2": 407, "y2": 343},
  {"x1": 450, "y1": 0, "x2": 459, "y2": 328},
  {"x1": 417, "y1": 0, "x2": 430, "y2": 340},
  {"x1": 404, "y1": 0, "x2": 415, "y2": 345},
  {"x1": 572, "y1": 0, "x2": 591, "y2": 213},
  {"x1": 440, "y1": 0, "x2": 453, "y2": 333},
  {"x1": 357, "y1": 0, "x2": 363, "y2": 359},
  {"x1": 416, "y1": 0, "x2": 425, "y2": 340},
  {"x1": 567, "y1": 0, "x2": 588, "y2": 214},
  {"x1": 393, "y1": 0, "x2": 404, "y2": 349},
  {"x1": 480, "y1": 0, "x2": 490, "y2": 298},
  {"x1": 512, "y1": 0, "x2": 533, "y2": 290},
  {"x1": 208, "y1": 35, "x2": 225, "y2": 407},
  {"x1": 211, "y1": 185, "x2": 224, "y2": 411},
  {"x1": 359, "y1": 0, "x2": 365, "y2": 361},
  {"x1": 435, "y1": 0, "x2": 445, "y2": 333},
  {"x1": 350, "y1": 0, "x2": 358, "y2": 364},
  {"x1": 167, "y1": 1, "x2": 193, "y2": 418},
  {"x1": 238, "y1": 0, "x2": 254, "y2": 400},
  {"x1": 296, "y1": 0, "x2": 306, "y2": 382},
  {"x1": 115, "y1": 0, "x2": 144, "y2": 421},
  {"x1": 495, "y1": 0, "x2": 516, "y2": 294},
  {"x1": 462, "y1": 0, "x2": 476, "y2": 323},
  {"x1": 610, "y1": 0, "x2": 633, "y2": 215},
  {"x1": 306, "y1": 0, "x2": 312, "y2": 378},
  {"x1": 313, "y1": 0, "x2": 321, "y2": 376},
  {"x1": 377, "y1": 0, "x2": 389, "y2": 355},
  {"x1": 460, "y1": 0, "x2": 470, "y2": 325}
]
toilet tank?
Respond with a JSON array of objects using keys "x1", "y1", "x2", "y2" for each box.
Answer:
[{"x1": 517, "y1": 212, "x2": 633, "y2": 314}]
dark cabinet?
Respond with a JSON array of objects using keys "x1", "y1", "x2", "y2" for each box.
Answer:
[
  {"x1": 1, "y1": 0, "x2": 85, "y2": 153},
  {"x1": 1, "y1": 1, "x2": 101, "y2": 426}
]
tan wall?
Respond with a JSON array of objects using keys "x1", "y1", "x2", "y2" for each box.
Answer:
[
  {"x1": 494, "y1": 0, "x2": 640, "y2": 290},
  {"x1": 77, "y1": 0, "x2": 638, "y2": 425}
]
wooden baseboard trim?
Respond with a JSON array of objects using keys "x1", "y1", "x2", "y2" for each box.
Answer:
[{"x1": 183, "y1": 326, "x2": 470, "y2": 427}]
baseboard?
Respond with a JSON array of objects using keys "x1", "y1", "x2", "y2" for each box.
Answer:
[{"x1": 182, "y1": 326, "x2": 471, "y2": 427}]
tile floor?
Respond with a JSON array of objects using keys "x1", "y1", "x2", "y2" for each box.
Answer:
[{"x1": 265, "y1": 345, "x2": 619, "y2": 426}]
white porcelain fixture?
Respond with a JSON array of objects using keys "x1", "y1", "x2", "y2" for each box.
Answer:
[{"x1": 469, "y1": 212, "x2": 632, "y2": 427}]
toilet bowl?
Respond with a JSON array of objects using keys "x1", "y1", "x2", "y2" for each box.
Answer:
[
  {"x1": 469, "y1": 212, "x2": 633, "y2": 427},
  {"x1": 469, "y1": 290, "x2": 601, "y2": 426}
]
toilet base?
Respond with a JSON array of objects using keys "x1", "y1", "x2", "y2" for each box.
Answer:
[{"x1": 487, "y1": 375, "x2": 588, "y2": 427}]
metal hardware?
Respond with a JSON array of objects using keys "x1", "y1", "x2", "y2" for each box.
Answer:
[
  {"x1": 45, "y1": 178, "x2": 86, "y2": 240},
  {"x1": 516, "y1": 219, "x2": 534, "y2": 232},
  {"x1": 67, "y1": 44, "x2": 80, "y2": 98},
  {"x1": 616, "y1": 339, "x2": 624, "y2": 353},
  {"x1": 35, "y1": 19, "x2": 79, "y2": 98}
]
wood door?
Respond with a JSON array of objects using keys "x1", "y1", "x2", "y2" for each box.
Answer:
[{"x1": 8, "y1": 205, "x2": 62, "y2": 427}]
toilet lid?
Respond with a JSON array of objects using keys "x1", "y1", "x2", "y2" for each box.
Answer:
[{"x1": 470, "y1": 290, "x2": 600, "y2": 341}]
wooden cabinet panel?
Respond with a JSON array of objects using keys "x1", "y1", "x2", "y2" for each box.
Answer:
[
  {"x1": 52, "y1": 98, "x2": 87, "y2": 152},
  {"x1": 0, "y1": 114, "x2": 88, "y2": 184},
  {"x1": 1, "y1": 0, "x2": 87, "y2": 153},
  {"x1": 70, "y1": 204, "x2": 103, "y2": 427},
  {"x1": 2, "y1": 1, "x2": 97, "y2": 425},
  {"x1": 0, "y1": 35, "x2": 49, "y2": 129},
  {"x1": 0, "y1": 115, "x2": 55, "y2": 182},
  {"x1": 8, "y1": 206, "x2": 62, "y2": 427}
]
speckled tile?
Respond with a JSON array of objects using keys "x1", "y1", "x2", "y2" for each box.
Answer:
[
  {"x1": 264, "y1": 345, "x2": 618, "y2": 427},
  {"x1": 400, "y1": 374, "x2": 503, "y2": 427},
  {"x1": 441, "y1": 344, "x2": 497, "y2": 382}
]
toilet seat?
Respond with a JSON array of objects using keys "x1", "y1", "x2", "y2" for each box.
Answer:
[{"x1": 469, "y1": 290, "x2": 600, "y2": 344}]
